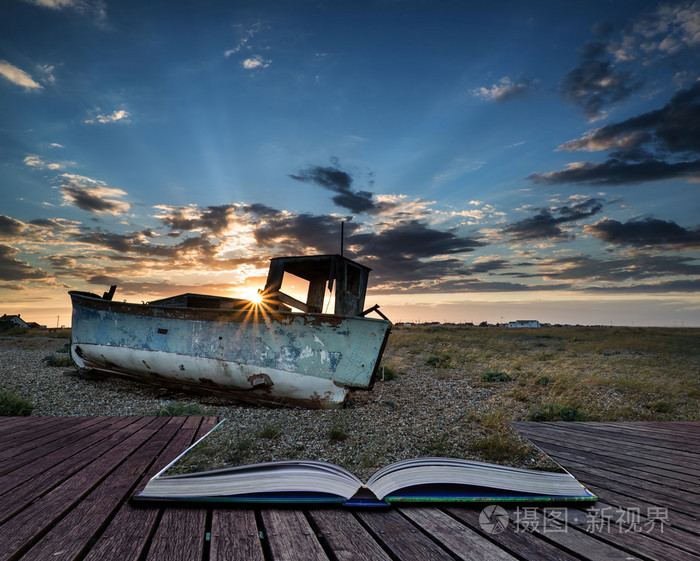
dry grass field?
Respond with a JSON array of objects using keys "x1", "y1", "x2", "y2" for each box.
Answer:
[{"x1": 382, "y1": 324, "x2": 700, "y2": 423}]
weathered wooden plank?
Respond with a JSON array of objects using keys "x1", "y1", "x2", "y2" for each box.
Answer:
[
  {"x1": 0, "y1": 416, "x2": 57, "y2": 440},
  {"x1": 504, "y1": 507, "x2": 645, "y2": 561},
  {"x1": 545, "y1": 422, "x2": 700, "y2": 449},
  {"x1": 209, "y1": 509, "x2": 265, "y2": 561},
  {"x1": 520, "y1": 444, "x2": 700, "y2": 516},
  {"x1": 356, "y1": 508, "x2": 455, "y2": 561},
  {"x1": 579, "y1": 481, "x2": 700, "y2": 536},
  {"x1": 518, "y1": 424, "x2": 700, "y2": 487},
  {"x1": 586, "y1": 500, "x2": 700, "y2": 549},
  {"x1": 562, "y1": 506, "x2": 700, "y2": 561},
  {"x1": 526, "y1": 435, "x2": 700, "y2": 495},
  {"x1": 516, "y1": 423, "x2": 700, "y2": 474},
  {"x1": 447, "y1": 507, "x2": 583, "y2": 561},
  {"x1": 260, "y1": 509, "x2": 329, "y2": 561},
  {"x1": 145, "y1": 507, "x2": 207, "y2": 561},
  {"x1": 0, "y1": 416, "x2": 167, "y2": 560},
  {"x1": 0, "y1": 416, "x2": 35, "y2": 431},
  {"x1": 0, "y1": 417, "x2": 133, "y2": 498},
  {"x1": 399, "y1": 507, "x2": 518, "y2": 561},
  {"x1": 558, "y1": 463, "x2": 700, "y2": 515},
  {"x1": 519, "y1": 430, "x2": 700, "y2": 483},
  {"x1": 79, "y1": 417, "x2": 195, "y2": 561},
  {"x1": 0, "y1": 417, "x2": 96, "y2": 466},
  {"x1": 0, "y1": 417, "x2": 139, "y2": 524},
  {"x1": 18, "y1": 417, "x2": 187, "y2": 561},
  {"x1": 307, "y1": 508, "x2": 393, "y2": 561},
  {"x1": 193, "y1": 416, "x2": 219, "y2": 439},
  {"x1": 518, "y1": 422, "x2": 700, "y2": 465}
]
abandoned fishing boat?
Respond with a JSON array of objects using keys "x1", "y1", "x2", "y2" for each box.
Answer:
[{"x1": 68, "y1": 254, "x2": 391, "y2": 409}]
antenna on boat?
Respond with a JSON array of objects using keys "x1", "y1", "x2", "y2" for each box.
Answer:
[{"x1": 340, "y1": 221, "x2": 344, "y2": 256}]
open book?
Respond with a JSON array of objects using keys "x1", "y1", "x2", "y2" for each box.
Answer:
[{"x1": 134, "y1": 420, "x2": 597, "y2": 506}]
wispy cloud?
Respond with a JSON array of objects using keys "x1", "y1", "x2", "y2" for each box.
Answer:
[
  {"x1": 559, "y1": 3, "x2": 700, "y2": 119},
  {"x1": 224, "y1": 22, "x2": 262, "y2": 57},
  {"x1": 472, "y1": 76, "x2": 539, "y2": 102},
  {"x1": 614, "y1": 2, "x2": 700, "y2": 62},
  {"x1": 58, "y1": 174, "x2": 130, "y2": 214},
  {"x1": 84, "y1": 109, "x2": 131, "y2": 125},
  {"x1": 242, "y1": 55, "x2": 271, "y2": 70},
  {"x1": 21, "y1": 0, "x2": 107, "y2": 24},
  {"x1": 0, "y1": 60, "x2": 42, "y2": 90},
  {"x1": 24, "y1": 154, "x2": 70, "y2": 171}
]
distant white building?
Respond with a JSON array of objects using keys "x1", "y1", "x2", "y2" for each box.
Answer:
[{"x1": 506, "y1": 320, "x2": 540, "y2": 328}]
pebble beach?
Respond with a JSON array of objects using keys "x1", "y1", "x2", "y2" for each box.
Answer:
[{"x1": 0, "y1": 334, "x2": 556, "y2": 480}]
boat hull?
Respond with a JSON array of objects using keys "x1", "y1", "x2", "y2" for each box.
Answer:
[{"x1": 69, "y1": 291, "x2": 391, "y2": 409}]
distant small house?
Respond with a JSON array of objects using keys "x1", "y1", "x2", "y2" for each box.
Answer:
[
  {"x1": 506, "y1": 320, "x2": 540, "y2": 328},
  {"x1": 0, "y1": 314, "x2": 30, "y2": 332}
]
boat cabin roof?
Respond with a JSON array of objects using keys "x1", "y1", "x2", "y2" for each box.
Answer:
[{"x1": 264, "y1": 254, "x2": 371, "y2": 317}]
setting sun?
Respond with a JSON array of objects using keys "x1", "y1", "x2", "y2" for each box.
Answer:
[{"x1": 250, "y1": 290, "x2": 264, "y2": 305}]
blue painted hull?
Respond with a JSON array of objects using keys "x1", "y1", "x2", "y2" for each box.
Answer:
[{"x1": 69, "y1": 291, "x2": 391, "y2": 408}]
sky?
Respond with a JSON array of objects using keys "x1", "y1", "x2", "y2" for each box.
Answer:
[{"x1": 1, "y1": 0, "x2": 699, "y2": 327}]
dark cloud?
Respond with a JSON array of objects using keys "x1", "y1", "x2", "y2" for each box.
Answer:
[
  {"x1": 0, "y1": 244, "x2": 48, "y2": 281},
  {"x1": 541, "y1": 254, "x2": 700, "y2": 283},
  {"x1": 241, "y1": 203, "x2": 281, "y2": 217},
  {"x1": 290, "y1": 162, "x2": 396, "y2": 214},
  {"x1": 253, "y1": 212, "x2": 351, "y2": 254},
  {"x1": 503, "y1": 198, "x2": 605, "y2": 241},
  {"x1": 585, "y1": 218, "x2": 700, "y2": 249},
  {"x1": 28, "y1": 218, "x2": 65, "y2": 229},
  {"x1": 350, "y1": 220, "x2": 483, "y2": 259},
  {"x1": 59, "y1": 177, "x2": 130, "y2": 215},
  {"x1": 583, "y1": 279, "x2": 700, "y2": 293},
  {"x1": 70, "y1": 228, "x2": 219, "y2": 264},
  {"x1": 560, "y1": 81, "x2": 700, "y2": 158},
  {"x1": 156, "y1": 204, "x2": 236, "y2": 234},
  {"x1": 370, "y1": 276, "x2": 569, "y2": 294},
  {"x1": 347, "y1": 220, "x2": 484, "y2": 285},
  {"x1": 532, "y1": 82, "x2": 700, "y2": 186},
  {"x1": 559, "y1": 40, "x2": 644, "y2": 118},
  {"x1": 0, "y1": 215, "x2": 25, "y2": 237},
  {"x1": 529, "y1": 158, "x2": 700, "y2": 186},
  {"x1": 468, "y1": 259, "x2": 511, "y2": 273}
]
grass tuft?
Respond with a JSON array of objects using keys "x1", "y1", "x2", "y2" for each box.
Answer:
[
  {"x1": 0, "y1": 390, "x2": 34, "y2": 416},
  {"x1": 42, "y1": 354, "x2": 73, "y2": 367},
  {"x1": 150, "y1": 402, "x2": 205, "y2": 416},
  {"x1": 258, "y1": 422, "x2": 283, "y2": 439},
  {"x1": 425, "y1": 354, "x2": 451, "y2": 367},
  {"x1": 328, "y1": 415, "x2": 349, "y2": 442},
  {"x1": 526, "y1": 403, "x2": 586, "y2": 422},
  {"x1": 481, "y1": 371, "x2": 512, "y2": 382}
]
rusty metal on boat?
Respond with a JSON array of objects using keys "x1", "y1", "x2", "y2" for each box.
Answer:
[{"x1": 69, "y1": 254, "x2": 392, "y2": 409}]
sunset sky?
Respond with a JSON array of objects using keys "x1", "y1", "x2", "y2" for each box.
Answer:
[{"x1": 1, "y1": 0, "x2": 699, "y2": 327}]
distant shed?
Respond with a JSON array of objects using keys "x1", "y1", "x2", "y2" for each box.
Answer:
[{"x1": 506, "y1": 320, "x2": 540, "y2": 328}]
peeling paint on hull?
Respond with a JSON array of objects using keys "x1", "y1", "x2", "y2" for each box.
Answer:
[{"x1": 69, "y1": 291, "x2": 391, "y2": 409}]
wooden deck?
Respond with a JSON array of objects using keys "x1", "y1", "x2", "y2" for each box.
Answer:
[{"x1": 0, "y1": 418, "x2": 698, "y2": 561}]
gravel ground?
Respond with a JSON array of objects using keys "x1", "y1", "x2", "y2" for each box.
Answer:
[{"x1": 0, "y1": 335, "x2": 556, "y2": 480}]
